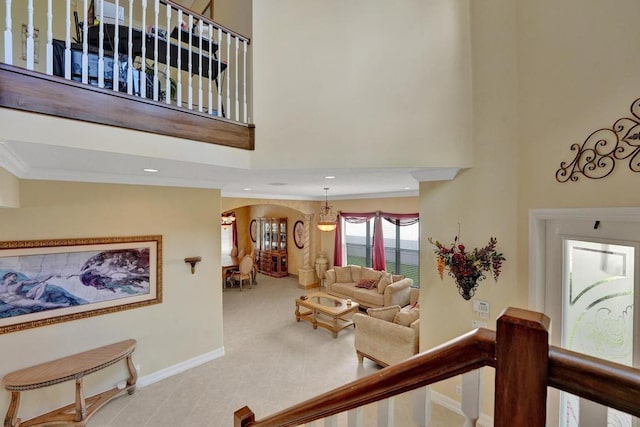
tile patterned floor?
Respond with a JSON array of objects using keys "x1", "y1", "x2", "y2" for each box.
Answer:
[{"x1": 89, "y1": 274, "x2": 463, "y2": 426}]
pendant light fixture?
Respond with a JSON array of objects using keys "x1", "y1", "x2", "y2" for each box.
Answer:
[{"x1": 317, "y1": 188, "x2": 337, "y2": 232}]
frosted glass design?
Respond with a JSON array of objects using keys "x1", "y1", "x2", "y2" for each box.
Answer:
[{"x1": 561, "y1": 240, "x2": 635, "y2": 427}]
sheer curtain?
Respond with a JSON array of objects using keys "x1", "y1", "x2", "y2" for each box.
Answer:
[{"x1": 334, "y1": 211, "x2": 419, "y2": 270}]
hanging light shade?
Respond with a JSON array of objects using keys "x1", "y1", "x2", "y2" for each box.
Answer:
[
  {"x1": 221, "y1": 212, "x2": 236, "y2": 228},
  {"x1": 317, "y1": 188, "x2": 337, "y2": 232}
]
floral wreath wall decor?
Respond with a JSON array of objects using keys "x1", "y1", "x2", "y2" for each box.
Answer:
[{"x1": 429, "y1": 235, "x2": 505, "y2": 300}]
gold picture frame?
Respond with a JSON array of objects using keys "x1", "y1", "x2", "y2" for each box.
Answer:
[{"x1": 0, "y1": 235, "x2": 162, "y2": 334}]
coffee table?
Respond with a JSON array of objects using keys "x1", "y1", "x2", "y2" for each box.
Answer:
[{"x1": 295, "y1": 292, "x2": 359, "y2": 338}]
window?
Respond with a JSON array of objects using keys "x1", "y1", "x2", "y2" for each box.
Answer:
[{"x1": 344, "y1": 217, "x2": 420, "y2": 286}]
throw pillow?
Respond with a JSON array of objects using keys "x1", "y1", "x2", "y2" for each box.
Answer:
[
  {"x1": 391, "y1": 274, "x2": 404, "y2": 283},
  {"x1": 393, "y1": 307, "x2": 420, "y2": 327},
  {"x1": 356, "y1": 279, "x2": 376, "y2": 289},
  {"x1": 361, "y1": 267, "x2": 383, "y2": 282},
  {"x1": 349, "y1": 265, "x2": 363, "y2": 283},
  {"x1": 377, "y1": 273, "x2": 392, "y2": 293},
  {"x1": 334, "y1": 266, "x2": 352, "y2": 283},
  {"x1": 367, "y1": 305, "x2": 401, "y2": 322}
]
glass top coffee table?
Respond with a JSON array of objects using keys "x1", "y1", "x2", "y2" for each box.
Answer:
[{"x1": 295, "y1": 292, "x2": 359, "y2": 338}]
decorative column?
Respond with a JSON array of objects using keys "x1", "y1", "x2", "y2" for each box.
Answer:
[{"x1": 297, "y1": 214, "x2": 317, "y2": 289}]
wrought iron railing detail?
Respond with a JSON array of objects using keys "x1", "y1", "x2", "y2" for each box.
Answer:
[{"x1": 556, "y1": 97, "x2": 640, "y2": 182}]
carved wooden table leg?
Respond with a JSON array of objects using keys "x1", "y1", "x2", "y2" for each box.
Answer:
[
  {"x1": 75, "y1": 376, "x2": 86, "y2": 422},
  {"x1": 126, "y1": 354, "x2": 137, "y2": 395},
  {"x1": 4, "y1": 391, "x2": 20, "y2": 427}
]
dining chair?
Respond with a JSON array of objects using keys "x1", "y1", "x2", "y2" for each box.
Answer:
[
  {"x1": 237, "y1": 247, "x2": 246, "y2": 258},
  {"x1": 230, "y1": 246, "x2": 238, "y2": 257},
  {"x1": 231, "y1": 255, "x2": 253, "y2": 291}
]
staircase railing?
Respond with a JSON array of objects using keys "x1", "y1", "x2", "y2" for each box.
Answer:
[
  {"x1": 2, "y1": 0, "x2": 250, "y2": 122},
  {"x1": 234, "y1": 307, "x2": 640, "y2": 426}
]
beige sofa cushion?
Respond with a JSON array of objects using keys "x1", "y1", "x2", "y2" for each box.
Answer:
[
  {"x1": 362, "y1": 267, "x2": 383, "y2": 282},
  {"x1": 349, "y1": 265, "x2": 363, "y2": 283},
  {"x1": 331, "y1": 282, "x2": 356, "y2": 297},
  {"x1": 377, "y1": 273, "x2": 392, "y2": 294},
  {"x1": 354, "y1": 287, "x2": 384, "y2": 307},
  {"x1": 393, "y1": 307, "x2": 420, "y2": 327},
  {"x1": 334, "y1": 266, "x2": 352, "y2": 283},
  {"x1": 366, "y1": 305, "x2": 401, "y2": 322}
]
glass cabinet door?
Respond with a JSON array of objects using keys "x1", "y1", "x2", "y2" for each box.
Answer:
[
  {"x1": 263, "y1": 219, "x2": 270, "y2": 250},
  {"x1": 280, "y1": 221, "x2": 287, "y2": 250},
  {"x1": 271, "y1": 221, "x2": 278, "y2": 251}
]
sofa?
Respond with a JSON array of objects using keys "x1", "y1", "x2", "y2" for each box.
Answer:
[
  {"x1": 324, "y1": 265, "x2": 413, "y2": 309},
  {"x1": 353, "y1": 288, "x2": 420, "y2": 366}
]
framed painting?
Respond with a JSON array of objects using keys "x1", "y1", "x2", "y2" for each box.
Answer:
[
  {"x1": 250, "y1": 219, "x2": 257, "y2": 242},
  {"x1": 0, "y1": 235, "x2": 162, "y2": 334},
  {"x1": 294, "y1": 220, "x2": 304, "y2": 249}
]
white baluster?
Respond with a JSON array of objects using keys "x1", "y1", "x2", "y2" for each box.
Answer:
[
  {"x1": 207, "y1": 23, "x2": 213, "y2": 114},
  {"x1": 461, "y1": 370, "x2": 481, "y2": 427},
  {"x1": 187, "y1": 13, "x2": 193, "y2": 109},
  {"x1": 4, "y1": 0, "x2": 13, "y2": 65},
  {"x1": 217, "y1": 27, "x2": 221, "y2": 116},
  {"x1": 197, "y1": 20, "x2": 203, "y2": 112},
  {"x1": 579, "y1": 398, "x2": 608, "y2": 427},
  {"x1": 165, "y1": 3, "x2": 171, "y2": 104},
  {"x1": 243, "y1": 39, "x2": 247, "y2": 123},
  {"x1": 152, "y1": 0, "x2": 159, "y2": 101},
  {"x1": 234, "y1": 36, "x2": 238, "y2": 120},
  {"x1": 98, "y1": 0, "x2": 104, "y2": 87},
  {"x1": 324, "y1": 416, "x2": 338, "y2": 427},
  {"x1": 46, "y1": 0, "x2": 52, "y2": 75},
  {"x1": 64, "y1": 0, "x2": 70, "y2": 78},
  {"x1": 412, "y1": 386, "x2": 432, "y2": 427},
  {"x1": 176, "y1": 9, "x2": 182, "y2": 105},
  {"x1": 82, "y1": 0, "x2": 88, "y2": 84},
  {"x1": 377, "y1": 397, "x2": 394, "y2": 427},
  {"x1": 225, "y1": 31, "x2": 230, "y2": 118},
  {"x1": 112, "y1": 0, "x2": 119, "y2": 91},
  {"x1": 140, "y1": 0, "x2": 147, "y2": 98},
  {"x1": 26, "y1": 0, "x2": 34, "y2": 70},
  {"x1": 348, "y1": 407, "x2": 363, "y2": 427},
  {"x1": 126, "y1": 0, "x2": 133, "y2": 94}
]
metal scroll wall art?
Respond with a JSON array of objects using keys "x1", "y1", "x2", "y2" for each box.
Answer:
[{"x1": 556, "y1": 97, "x2": 640, "y2": 182}]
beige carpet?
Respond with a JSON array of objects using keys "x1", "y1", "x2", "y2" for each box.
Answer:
[{"x1": 89, "y1": 274, "x2": 464, "y2": 426}]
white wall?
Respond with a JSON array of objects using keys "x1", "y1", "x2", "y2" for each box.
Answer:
[
  {"x1": 251, "y1": 0, "x2": 474, "y2": 170},
  {"x1": 0, "y1": 180, "x2": 223, "y2": 420},
  {"x1": 0, "y1": 167, "x2": 19, "y2": 208}
]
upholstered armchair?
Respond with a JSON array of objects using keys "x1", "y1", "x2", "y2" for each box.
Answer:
[{"x1": 353, "y1": 288, "x2": 420, "y2": 367}]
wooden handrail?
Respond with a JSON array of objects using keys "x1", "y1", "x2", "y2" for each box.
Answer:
[
  {"x1": 235, "y1": 307, "x2": 640, "y2": 427},
  {"x1": 234, "y1": 328, "x2": 497, "y2": 427},
  {"x1": 548, "y1": 346, "x2": 640, "y2": 418}
]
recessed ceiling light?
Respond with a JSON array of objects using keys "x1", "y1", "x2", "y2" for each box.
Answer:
[
  {"x1": 325, "y1": 175, "x2": 336, "y2": 179},
  {"x1": 243, "y1": 188, "x2": 252, "y2": 191},
  {"x1": 404, "y1": 187, "x2": 412, "y2": 190},
  {"x1": 143, "y1": 168, "x2": 159, "y2": 173}
]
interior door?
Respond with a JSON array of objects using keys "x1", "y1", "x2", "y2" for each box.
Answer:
[{"x1": 545, "y1": 219, "x2": 640, "y2": 427}]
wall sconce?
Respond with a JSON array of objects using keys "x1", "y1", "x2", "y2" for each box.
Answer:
[{"x1": 184, "y1": 256, "x2": 202, "y2": 274}]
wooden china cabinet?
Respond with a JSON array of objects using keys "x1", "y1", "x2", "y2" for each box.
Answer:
[{"x1": 256, "y1": 217, "x2": 288, "y2": 277}]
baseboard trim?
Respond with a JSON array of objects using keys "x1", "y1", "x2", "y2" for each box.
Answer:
[
  {"x1": 137, "y1": 347, "x2": 225, "y2": 388},
  {"x1": 431, "y1": 390, "x2": 494, "y2": 427}
]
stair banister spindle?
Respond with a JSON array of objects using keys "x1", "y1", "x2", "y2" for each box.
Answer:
[
  {"x1": 411, "y1": 386, "x2": 431, "y2": 427},
  {"x1": 243, "y1": 39, "x2": 247, "y2": 123},
  {"x1": 26, "y1": 0, "x2": 34, "y2": 70},
  {"x1": 164, "y1": 3, "x2": 171, "y2": 104},
  {"x1": 234, "y1": 36, "x2": 238, "y2": 120},
  {"x1": 112, "y1": 0, "x2": 119, "y2": 91},
  {"x1": 347, "y1": 407, "x2": 363, "y2": 427},
  {"x1": 377, "y1": 397, "x2": 394, "y2": 427},
  {"x1": 140, "y1": 0, "x2": 147, "y2": 98},
  {"x1": 3, "y1": 0, "x2": 12, "y2": 65},
  {"x1": 461, "y1": 370, "x2": 481, "y2": 427},
  {"x1": 187, "y1": 13, "x2": 193, "y2": 109},
  {"x1": 82, "y1": 0, "x2": 88, "y2": 84},
  {"x1": 225, "y1": 31, "x2": 230, "y2": 118},
  {"x1": 126, "y1": 0, "x2": 133, "y2": 95},
  {"x1": 152, "y1": 0, "x2": 159, "y2": 101},
  {"x1": 98, "y1": 0, "x2": 104, "y2": 87},
  {"x1": 46, "y1": 0, "x2": 52, "y2": 75},
  {"x1": 64, "y1": 0, "x2": 70, "y2": 78},
  {"x1": 217, "y1": 27, "x2": 221, "y2": 116},
  {"x1": 207, "y1": 23, "x2": 213, "y2": 114},
  {"x1": 324, "y1": 415, "x2": 338, "y2": 427},
  {"x1": 197, "y1": 20, "x2": 203, "y2": 112},
  {"x1": 176, "y1": 9, "x2": 182, "y2": 105}
]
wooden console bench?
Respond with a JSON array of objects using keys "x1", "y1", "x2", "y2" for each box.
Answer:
[{"x1": 3, "y1": 339, "x2": 137, "y2": 427}]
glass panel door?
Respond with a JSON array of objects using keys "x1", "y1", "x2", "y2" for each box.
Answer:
[{"x1": 561, "y1": 239, "x2": 636, "y2": 427}]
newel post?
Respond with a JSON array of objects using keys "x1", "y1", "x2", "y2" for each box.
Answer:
[
  {"x1": 494, "y1": 307, "x2": 550, "y2": 427},
  {"x1": 234, "y1": 406, "x2": 255, "y2": 427}
]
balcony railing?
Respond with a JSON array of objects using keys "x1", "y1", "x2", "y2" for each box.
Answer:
[{"x1": 0, "y1": 0, "x2": 254, "y2": 148}]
